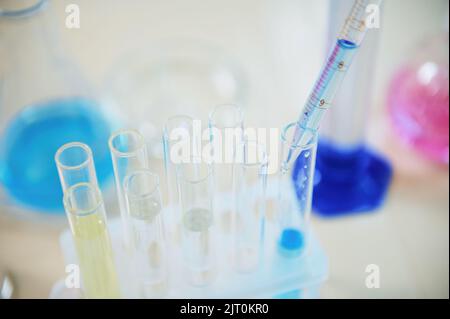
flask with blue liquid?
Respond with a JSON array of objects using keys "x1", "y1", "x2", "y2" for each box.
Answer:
[{"x1": 0, "y1": 0, "x2": 114, "y2": 213}]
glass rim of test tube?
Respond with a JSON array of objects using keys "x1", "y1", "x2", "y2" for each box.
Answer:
[
  {"x1": 236, "y1": 139, "x2": 269, "y2": 170},
  {"x1": 123, "y1": 169, "x2": 161, "y2": 202},
  {"x1": 55, "y1": 142, "x2": 94, "y2": 171},
  {"x1": 63, "y1": 182, "x2": 104, "y2": 217},
  {"x1": 208, "y1": 104, "x2": 244, "y2": 129},
  {"x1": 108, "y1": 129, "x2": 147, "y2": 158},
  {"x1": 281, "y1": 123, "x2": 318, "y2": 151},
  {"x1": 177, "y1": 158, "x2": 213, "y2": 185},
  {"x1": 164, "y1": 114, "x2": 195, "y2": 132},
  {"x1": 163, "y1": 115, "x2": 195, "y2": 160}
]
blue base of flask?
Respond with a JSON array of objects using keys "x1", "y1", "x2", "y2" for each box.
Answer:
[{"x1": 299, "y1": 139, "x2": 392, "y2": 217}]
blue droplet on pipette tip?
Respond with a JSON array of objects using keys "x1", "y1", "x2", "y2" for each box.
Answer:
[
  {"x1": 278, "y1": 228, "x2": 304, "y2": 257},
  {"x1": 337, "y1": 39, "x2": 358, "y2": 49}
]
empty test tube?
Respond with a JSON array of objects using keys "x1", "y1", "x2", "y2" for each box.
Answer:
[
  {"x1": 232, "y1": 140, "x2": 268, "y2": 272},
  {"x1": 208, "y1": 104, "x2": 244, "y2": 192},
  {"x1": 208, "y1": 104, "x2": 244, "y2": 232},
  {"x1": 163, "y1": 115, "x2": 195, "y2": 242},
  {"x1": 109, "y1": 129, "x2": 149, "y2": 247},
  {"x1": 124, "y1": 169, "x2": 168, "y2": 298}
]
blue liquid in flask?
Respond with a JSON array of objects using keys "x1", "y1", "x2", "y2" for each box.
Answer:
[{"x1": 0, "y1": 97, "x2": 113, "y2": 213}]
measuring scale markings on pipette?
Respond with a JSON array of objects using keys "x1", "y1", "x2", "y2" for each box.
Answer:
[
  {"x1": 285, "y1": 39, "x2": 358, "y2": 167},
  {"x1": 301, "y1": 40, "x2": 357, "y2": 130},
  {"x1": 286, "y1": 0, "x2": 380, "y2": 160},
  {"x1": 279, "y1": 0, "x2": 379, "y2": 256},
  {"x1": 302, "y1": 39, "x2": 357, "y2": 120}
]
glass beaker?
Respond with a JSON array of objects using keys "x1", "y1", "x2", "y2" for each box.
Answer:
[
  {"x1": 102, "y1": 40, "x2": 247, "y2": 159},
  {"x1": 0, "y1": 0, "x2": 115, "y2": 213},
  {"x1": 277, "y1": 123, "x2": 317, "y2": 258}
]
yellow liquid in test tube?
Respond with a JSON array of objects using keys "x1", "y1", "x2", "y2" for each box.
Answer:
[{"x1": 70, "y1": 208, "x2": 121, "y2": 298}]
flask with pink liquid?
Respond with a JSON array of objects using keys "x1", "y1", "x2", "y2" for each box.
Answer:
[{"x1": 387, "y1": 32, "x2": 449, "y2": 164}]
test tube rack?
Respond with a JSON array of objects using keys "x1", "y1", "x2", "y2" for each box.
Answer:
[{"x1": 57, "y1": 179, "x2": 328, "y2": 298}]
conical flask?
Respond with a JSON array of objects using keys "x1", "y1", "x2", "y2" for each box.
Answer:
[{"x1": 0, "y1": 0, "x2": 114, "y2": 213}]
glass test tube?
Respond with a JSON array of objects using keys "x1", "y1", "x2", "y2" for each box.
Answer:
[
  {"x1": 124, "y1": 170, "x2": 167, "y2": 298},
  {"x1": 177, "y1": 159, "x2": 215, "y2": 286},
  {"x1": 55, "y1": 142, "x2": 99, "y2": 192},
  {"x1": 232, "y1": 140, "x2": 268, "y2": 272},
  {"x1": 208, "y1": 104, "x2": 244, "y2": 191},
  {"x1": 163, "y1": 115, "x2": 195, "y2": 241},
  {"x1": 109, "y1": 129, "x2": 149, "y2": 246},
  {"x1": 208, "y1": 104, "x2": 244, "y2": 232},
  {"x1": 55, "y1": 143, "x2": 120, "y2": 299},
  {"x1": 277, "y1": 123, "x2": 317, "y2": 258}
]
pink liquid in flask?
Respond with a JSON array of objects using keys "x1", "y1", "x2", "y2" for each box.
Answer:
[{"x1": 388, "y1": 35, "x2": 449, "y2": 164}]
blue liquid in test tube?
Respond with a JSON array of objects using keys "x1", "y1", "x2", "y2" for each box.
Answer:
[{"x1": 278, "y1": 1, "x2": 382, "y2": 253}]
